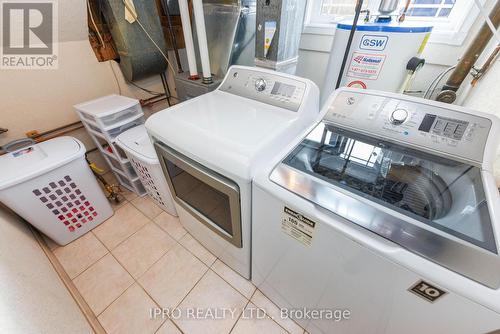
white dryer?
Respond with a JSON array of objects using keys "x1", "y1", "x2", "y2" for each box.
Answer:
[
  {"x1": 146, "y1": 66, "x2": 319, "y2": 278},
  {"x1": 252, "y1": 88, "x2": 500, "y2": 333}
]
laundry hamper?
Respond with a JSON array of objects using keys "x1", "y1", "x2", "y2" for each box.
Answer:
[
  {"x1": 0, "y1": 137, "x2": 113, "y2": 245},
  {"x1": 116, "y1": 125, "x2": 177, "y2": 216}
]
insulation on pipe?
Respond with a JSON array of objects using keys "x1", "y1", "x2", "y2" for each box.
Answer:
[
  {"x1": 192, "y1": 0, "x2": 213, "y2": 83},
  {"x1": 178, "y1": 0, "x2": 199, "y2": 79}
]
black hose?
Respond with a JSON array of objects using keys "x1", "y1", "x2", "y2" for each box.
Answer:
[{"x1": 335, "y1": 0, "x2": 364, "y2": 89}]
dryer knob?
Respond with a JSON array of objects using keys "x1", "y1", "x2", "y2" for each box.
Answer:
[
  {"x1": 390, "y1": 108, "x2": 409, "y2": 125},
  {"x1": 255, "y1": 78, "x2": 267, "y2": 92}
]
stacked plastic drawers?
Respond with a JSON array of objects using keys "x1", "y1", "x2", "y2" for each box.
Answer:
[{"x1": 74, "y1": 95, "x2": 146, "y2": 196}]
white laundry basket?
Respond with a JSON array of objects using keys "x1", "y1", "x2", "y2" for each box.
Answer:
[
  {"x1": 116, "y1": 125, "x2": 177, "y2": 216},
  {"x1": 0, "y1": 137, "x2": 113, "y2": 245}
]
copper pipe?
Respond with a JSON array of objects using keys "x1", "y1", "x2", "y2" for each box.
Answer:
[
  {"x1": 28, "y1": 121, "x2": 83, "y2": 139},
  {"x1": 471, "y1": 44, "x2": 500, "y2": 86},
  {"x1": 440, "y1": 0, "x2": 500, "y2": 95},
  {"x1": 0, "y1": 121, "x2": 84, "y2": 156},
  {"x1": 30, "y1": 122, "x2": 84, "y2": 143},
  {"x1": 399, "y1": 0, "x2": 411, "y2": 22},
  {"x1": 33, "y1": 125, "x2": 85, "y2": 143}
]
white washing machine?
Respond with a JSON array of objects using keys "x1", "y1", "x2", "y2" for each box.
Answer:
[
  {"x1": 146, "y1": 66, "x2": 319, "y2": 278},
  {"x1": 252, "y1": 88, "x2": 500, "y2": 333}
]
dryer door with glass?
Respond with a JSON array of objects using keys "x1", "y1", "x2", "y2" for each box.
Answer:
[{"x1": 155, "y1": 142, "x2": 242, "y2": 248}]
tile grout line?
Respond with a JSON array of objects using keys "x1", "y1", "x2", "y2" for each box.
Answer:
[
  {"x1": 154, "y1": 317, "x2": 186, "y2": 334},
  {"x1": 177, "y1": 234, "x2": 217, "y2": 267},
  {"x1": 228, "y1": 298, "x2": 251, "y2": 334},
  {"x1": 245, "y1": 288, "x2": 296, "y2": 334},
  {"x1": 134, "y1": 238, "x2": 182, "y2": 281},
  {"x1": 89, "y1": 224, "x2": 168, "y2": 318},
  {"x1": 55, "y1": 195, "x2": 290, "y2": 334},
  {"x1": 30, "y1": 225, "x2": 107, "y2": 334},
  {"x1": 250, "y1": 288, "x2": 304, "y2": 334},
  {"x1": 166, "y1": 264, "x2": 252, "y2": 334},
  {"x1": 129, "y1": 196, "x2": 164, "y2": 221},
  {"x1": 152, "y1": 218, "x2": 187, "y2": 242},
  {"x1": 70, "y1": 248, "x2": 110, "y2": 282},
  {"x1": 85, "y1": 237, "x2": 136, "y2": 319},
  {"x1": 141, "y1": 228, "x2": 255, "y2": 307},
  {"x1": 90, "y1": 235, "x2": 170, "y2": 334},
  {"x1": 67, "y1": 229, "x2": 112, "y2": 281},
  {"x1": 91, "y1": 221, "x2": 201, "y2": 331},
  {"x1": 53, "y1": 189, "x2": 173, "y2": 331},
  {"x1": 91, "y1": 202, "x2": 152, "y2": 251},
  {"x1": 171, "y1": 262, "x2": 212, "y2": 309},
  {"x1": 81, "y1": 213, "x2": 160, "y2": 321},
  {"x1": 65, "y1": 229, "x2": 296, "y2": 334},
  {"x1": 169, "y1": 267, "x2": 212, "y2": 331},
  {"x1": 209, "y1": 261, "x2": 256, "y2": 301}
]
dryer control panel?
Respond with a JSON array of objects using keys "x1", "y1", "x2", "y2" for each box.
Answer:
[
  {"x1": 218, "y1": 67, "x2": 307, "y2": 112},
  {"x1": 324, "y1": 90, "x2": 493, "y2": 163}
]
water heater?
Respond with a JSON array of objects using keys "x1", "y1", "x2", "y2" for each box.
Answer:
[{"x1": 322, "y1": 20, "x2": 432, "y2": 104}]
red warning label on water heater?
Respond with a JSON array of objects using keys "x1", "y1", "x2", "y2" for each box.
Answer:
[
  {"x1": 347, "y1": 80, "x2": 367, "y2": 89},
  {"x1": 346, "y1": 52, "x2": 386, "y2": 80}
]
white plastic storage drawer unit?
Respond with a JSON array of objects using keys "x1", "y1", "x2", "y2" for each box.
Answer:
[
  {"x1": 75, "y1": 94, "x2": 143, "y2": 128},
  {"x1": 0, "y1": 137, "x2": 113, "y2": 245},
  {"x1": 116, "y1": 126, "x2": 177, "y2": 216},
  {"x1": 74, "y1": 94, "x2": 146, "y2": 196}
]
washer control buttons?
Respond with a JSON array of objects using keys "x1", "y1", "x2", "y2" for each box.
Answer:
[
  {"x1": 390, "y1": 108, "x2": 409, "y2": 125},
  {"x1": 255, "y1": 78, "x2": 267, "y2": 92}
]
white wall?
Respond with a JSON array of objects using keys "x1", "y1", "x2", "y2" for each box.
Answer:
[
  {"x1": 0, "y1": 207, "x2": 92, "y2": 333},
  {"x1": 0, "y1": 0, "x2": 171, "y2": 147},
  {"x1": 1, "y1": 0, "x2": 497, "y2": 149},
  {"x1": 461, "y1": 47, "x2": 500, "y2": 185},
  {"x1": 295, "y1": 0, "x2": 498, "y2": 99}
]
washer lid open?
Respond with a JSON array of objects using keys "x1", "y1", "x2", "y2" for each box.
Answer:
[{"x1": 271, "y1": 122, "x2": 500, "y2": 287}]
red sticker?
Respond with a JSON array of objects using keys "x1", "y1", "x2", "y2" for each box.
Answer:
[{"x1": 347, "y1": 80, "x2": 367, "y2": 89}]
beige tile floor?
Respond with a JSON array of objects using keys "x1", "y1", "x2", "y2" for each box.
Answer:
[{"x1": 48, "y1": 174, "x2": 306, "y2": 334}]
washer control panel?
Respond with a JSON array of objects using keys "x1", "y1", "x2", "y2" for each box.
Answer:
[
  {"x1": 390, "y1": 108, "x2": 409, "y2": 125},
  {"x1": 324, "y1": 90, "x2": 492, "y2": 163},
  {"x1": 254, "y1": 78, "x2": 267, "y2": 92},
  {"x1": 219, "y1": 67, "x2": 307, "y2": 112}
]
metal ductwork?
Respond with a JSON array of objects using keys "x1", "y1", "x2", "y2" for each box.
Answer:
[
  {"x1": 192, "y1": 0, "x2": 256, "y2": 79},
  {"x1": 378, "y1": 0, "x2": 399, "y2": 15},
  {"x1": 101, "y1": 0, "x2": 168, "y2": 81},
  {"x1": 254, "y1": 0, "x2": 307, "y2": 74}
]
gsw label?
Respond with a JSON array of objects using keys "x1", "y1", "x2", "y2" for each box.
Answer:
[{"x1": 359, "y1": 35, "x2": 388, "y2": 51}]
